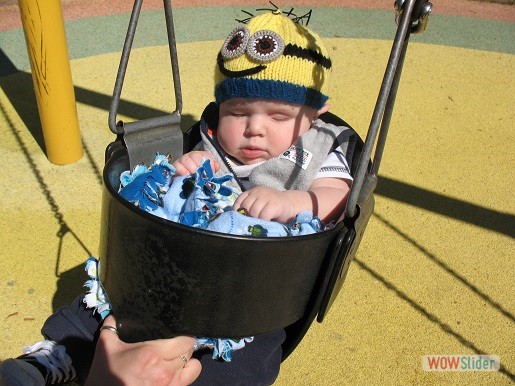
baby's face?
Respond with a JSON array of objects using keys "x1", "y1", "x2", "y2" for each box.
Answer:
[{"x1": 217, "y1": 98, "x2": 321, "y2": 165}]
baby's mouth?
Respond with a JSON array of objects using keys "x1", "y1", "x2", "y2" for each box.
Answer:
[
  {"x1": 240, "y1": 147, "x2": 265, "y2": 159},
  {"x1": 217, "y1": 53, "x2": 266, "y2": 78}
]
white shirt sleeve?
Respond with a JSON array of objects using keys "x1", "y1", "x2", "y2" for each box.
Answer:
[{"x1": 315, "y1": 150, "x2": 353, "y2": 183}]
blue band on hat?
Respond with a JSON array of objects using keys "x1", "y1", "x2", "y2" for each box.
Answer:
[{"x1": 215, "y1": 78, "x2": 328, "y2": 110}]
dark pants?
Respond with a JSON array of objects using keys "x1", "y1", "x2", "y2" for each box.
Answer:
[{"x1": 42, "y1": 296, "x2": 284, "y2": 385}]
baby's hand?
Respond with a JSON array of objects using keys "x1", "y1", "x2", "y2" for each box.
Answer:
[
  {"x1": 172, "y1": 151, "x2": 220, "y2": 176},
  {"x1": 234, "y1": 186, "x2": 294, "y2": 223}
]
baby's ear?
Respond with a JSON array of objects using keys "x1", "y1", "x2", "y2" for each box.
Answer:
[{"x1": 314, "y1": 103, "x2": 331, "y2": 119}]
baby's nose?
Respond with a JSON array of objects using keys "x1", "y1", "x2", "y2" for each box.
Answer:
[{"x1": 246, "y1": 116, "x2": 266, "y2": 136}]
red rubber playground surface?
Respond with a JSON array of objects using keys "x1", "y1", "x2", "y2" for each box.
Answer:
[{"x1": 0, "y1": 1, "x2": 514, "y2": 385}]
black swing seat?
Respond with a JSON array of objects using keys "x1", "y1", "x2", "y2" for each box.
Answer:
[
  {"x1": 99, "y1": 102, "x2": 374, "y2": 360},
  {"x1": 100, "y1": 0, "x2": 432, "y2": 360}
]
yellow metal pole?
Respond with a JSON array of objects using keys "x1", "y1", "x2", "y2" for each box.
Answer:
[{"x1": 18, "y1": 0, "x2": 83, "y2": 165}]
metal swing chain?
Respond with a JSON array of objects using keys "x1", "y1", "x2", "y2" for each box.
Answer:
[
  {"x1": 344, "y1": 0, "x2": 432, "y2": 219},
  {"x1": 108, "y1": 0, "x2": 183, "y2": 169}
]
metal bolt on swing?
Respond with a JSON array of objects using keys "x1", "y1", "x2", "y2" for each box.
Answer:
[{"x1": 395, "y1": 0, "x2": 433, "y2": 33}]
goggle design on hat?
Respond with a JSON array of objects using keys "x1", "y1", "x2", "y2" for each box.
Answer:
[{"x1": 218, "y1": 24, "x2": 331, "y2": 78}]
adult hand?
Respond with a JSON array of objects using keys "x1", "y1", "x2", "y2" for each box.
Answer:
[{"x1": 85, "y1": 316, "x2": 201, "y2": 386}]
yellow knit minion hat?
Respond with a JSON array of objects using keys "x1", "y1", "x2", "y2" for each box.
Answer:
[{"x1": 215, "y1": 9, "x2": 331, "y2": 110}]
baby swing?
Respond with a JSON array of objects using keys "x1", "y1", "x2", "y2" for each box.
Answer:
[{"x1": 99, "y1": 0, "x2": 432, "y2": 360}]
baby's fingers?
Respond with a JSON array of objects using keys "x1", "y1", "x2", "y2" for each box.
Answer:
[
  {"x1": 173, "y1": 160, "x2": 197, "y2": 176},
  {"x1": 173, "y1": 152, "x2": 220, "y2": 176},
  {"x1": 235, "y1": 194, "x2": 270, "y2": 220}
]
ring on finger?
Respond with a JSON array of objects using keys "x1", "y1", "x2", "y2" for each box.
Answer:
[
  {"x1": 180, "y1": 355, "x2": 188, "y2": 368},
  {"x1": 100, "y1": 325, "x2": 118, "y2": 334}
]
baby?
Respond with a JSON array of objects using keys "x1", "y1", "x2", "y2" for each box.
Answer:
[{"x1": 173, "y1": 9, "x2": 354, "y2": 226}]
